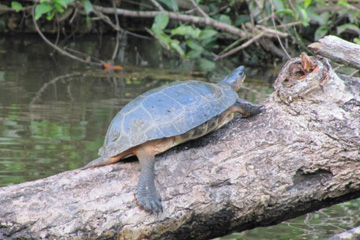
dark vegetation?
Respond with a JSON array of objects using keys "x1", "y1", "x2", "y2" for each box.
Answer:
[{"x1": 1, "y1": 0, "x2": 360, "y2": 70}]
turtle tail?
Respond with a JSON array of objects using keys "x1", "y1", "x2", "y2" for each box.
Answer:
[{"x1": 80, "y1": 156, "x2": 110, "y2": 170}]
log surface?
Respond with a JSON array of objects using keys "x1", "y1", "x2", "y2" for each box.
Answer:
[
  {"x1": 328, "y1": 225, "x2": 360, "y2": 240},
  {"x1": 308, "y1": 35, "x2": 360, "y2": 70},
  {"x1": 1, "y1": 52, "x2": 360, "y2": 239}
]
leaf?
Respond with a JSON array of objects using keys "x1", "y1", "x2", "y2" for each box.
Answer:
[
  {"x1": 170, "y1": 41, "x2": 185, "y2": 57},
  {"x1": 53, "y1": 0, "x2": 69, "y2": 8},
  {"x1": 186, "y1": 49, "x2": 202, "y2": 59},
  {"x1": 171, "y1": 25, "x2": 201, "y2": 39},
  {"x1": 272, "y1": 0, "x2": 285, "y2": 11},
  {"x1": 57, "y1": 7, "x2": 74, "y2": 22},
  {"x1": 53, "y1": 3, "x2": 65, "y2": 13},
  {"x1": 46, "y1": 11, "x2": 56, "y2": 20},
  {"x1": 157, "y1": 0, "x2": 178, "y2": 11},
  {"x1": 353, "y1": 38, "x2": 360, "y2": 45},
  {"x1": 186, "y1": 39, "x2": 203, "y2": 51},
  {"x1": 275, "y1": 8, "x2": 295, "y2": 17},
  {"x1": 200, "y1": 37, "x2": 217, "y2": 47},
  {"x1": 102, "y1": 63, "x2": 124, "y2": 70},
  {"x1": 198, "y1": 29, "x2": 218, "y2": 40},
  {"x1": 337, "y1": 0, "x2": 350, "y2": 7},
  {"x1": 307, "y1": 10, "x2": 329, "y2": 26},
  {"x1": 153, "y1": 31, "x2": 171, "y2": 50},
  {"x1": 218, "y1": 14, "x2": 232, "y2": 25},
  {"x1": 209, "y1": 3, "x2": 218, "y2": 12},
  {"x1": 304, "y1": 0, "x2": 312, "y2": 8},
  {"x1": 234, "y1": 15, "x2": 250, "y2": 26},
  {"x1": 337, "y1": 23, "x2": 360, "y2": 35},
  {"x1": 197, "y1": 58, "x2": 216, "y2": 72},
  {"x1": 170, "y1": 25, "x2": 188, "y2": 36},
  {"x1": 348, "y1": 10, "x2": 358, "y2": 23},
  {"x1": 82, "y1": 0, "x2": 93, "y2": 14},
  {"x1": 152, "y1": 13, "x2": 169, "y2": 31},
  {"x1": 296, "y1": 5, "x2": 309, "y2": 26},
  {"x1": 11, "y1": 1, "x2": 23, "y2": 12},
  {"x1": 35, "y1": 2, "x2": 53, "y2": 20},
  {"x1": 314, "y1": 26, "x2": 328, "y2": 40}
]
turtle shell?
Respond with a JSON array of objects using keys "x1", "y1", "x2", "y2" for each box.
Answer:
[{"x1": 99, "y1": 80, "x2": 238, "y2": 157}]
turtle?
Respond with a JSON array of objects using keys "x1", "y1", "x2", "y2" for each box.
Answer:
[{"x1": 82, "y1": 65, "x2": 263, "y2": 214}]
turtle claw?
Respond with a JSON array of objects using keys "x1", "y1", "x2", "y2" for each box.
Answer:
[
  {"x1": 135, "y1": 186, "x2": 163, "y2": 214},
  {"x1": 236, "y1": 98, "x2": 264, "y2": 117}
]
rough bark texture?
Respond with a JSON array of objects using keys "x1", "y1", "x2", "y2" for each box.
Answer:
[
  {"x1": 308, "y1": 35, "x2": 360, "y2": 70},
  {"x1": 1, "y1": 40, "x2": 360, "y2": 240}
]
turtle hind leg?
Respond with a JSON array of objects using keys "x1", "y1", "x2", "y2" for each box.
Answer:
[
  {"x1": 81, "y1": 156, "x2": 114, "y2": 170},
  {"x1": 134, "y1": 147, "x2": 163, "y2": 214},
  {"x1": 235, "y1": 98, "x2": 264, "y2": 117}
]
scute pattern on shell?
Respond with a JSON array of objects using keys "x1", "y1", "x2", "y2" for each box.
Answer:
[{"x1": 99, "y1": 80, "x2": 237, "y2": 157}]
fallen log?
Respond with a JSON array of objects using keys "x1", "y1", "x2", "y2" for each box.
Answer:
[
  {"x1": 310, "y1": 36, "x2": 360, "y2": 240},
  {"x1": 308, "y1": 35, "x2": 360, "y2": 70},
  {"x1": 1, "y1": 40, "x2": 360, "y2": 240}
]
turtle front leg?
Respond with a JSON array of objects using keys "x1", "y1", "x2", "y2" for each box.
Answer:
[
  {"x1": 134, "y1": 148, "x2": 163, "y2": 214},
  {"x1": 235, "y1": 98, "x2": 264, "y2": 117}
]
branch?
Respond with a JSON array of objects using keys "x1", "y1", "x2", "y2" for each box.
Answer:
[
  {"x1": 149, "y1": 0, "x2": 164, "y2": 11},
  {"x1": 92, "y1": 8, "x2": 121, "y2": 32},
  {"x1": 188, "y1": 0, "x2": 209, "y2": 18},
  {"x1": 92, "y1": 5, "x2": 248, "y2": 37},
  {"x1": 308, "y1": 35, "x2": 360, "y2": 70},
  {"x1": 32, "y1": 4, "x2": 101, "y2": 66},
  {"x1": 269, "y1": 0, "x2": 291, "y2": 59},
  {"x1": 214, "y1": 32, "x2": 265, "y2": 60},
  {"x1": 111, "y1": 0, "x2": 121, "y2": 61}
]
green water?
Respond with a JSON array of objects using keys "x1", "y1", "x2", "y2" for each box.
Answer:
[{"x1": 0, "y1": 35, "x2": 358, "y2": 239}]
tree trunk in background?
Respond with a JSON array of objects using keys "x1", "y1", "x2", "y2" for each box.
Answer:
[{"x1": 1, "y1": 37, "x2": 360, "y2": 240}]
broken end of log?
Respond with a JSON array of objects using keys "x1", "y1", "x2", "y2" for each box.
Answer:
[
  {"x1": 307, "y1": 42, "x2": 322, "y2": 54},
  {"x1": 308, "y1": 35, "x2": 360, "y2": 70},
  {"x1": 272, "y1": 52, "x2": 354, "y2": 105}
]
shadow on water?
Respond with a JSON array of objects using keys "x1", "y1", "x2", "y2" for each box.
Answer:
[{"x1": 0, "y1": 34, "x2": 358, "y2": 240}]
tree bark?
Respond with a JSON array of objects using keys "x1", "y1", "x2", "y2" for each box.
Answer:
[
  {"x1": 1, "y1": 39, "x2": 360, "y2": 240},
  {"x1": 308, "y1": 35, "x2": 360, "y2": 70}
]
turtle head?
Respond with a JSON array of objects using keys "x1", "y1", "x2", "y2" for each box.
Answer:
[{"x1": 219, "y1": 65, "x2": 245, "y2": 91}]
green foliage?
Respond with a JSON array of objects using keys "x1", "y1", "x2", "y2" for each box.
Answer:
[
  {"x1": 151, "y1": 13, "x2": 185, "y2": 56},
  {"x1": 34, "y1": 0, "x2": 92, "y2": 20},
  {"x1": 157, "y1": 0, "x2": 178, "y2": 11},
  {"x1": 151, "y1": 2, "x2": 219, "y2": 71},
  {"x1": 35, "y1": 2, "x2": 54, "y2": 20},
  {"x1": 11, "y1": 1, "x2": 23, "y2": 12},
  {"x1": 152, "y1": 13, "x2": 169, "y2": 31},
  {"x1": 354, "y1": 38, "x2": 360, "y2": 45},
  {"x1": 337, "y1": 23, "x2": 360, "y2": 35},
  {"x1": 8, "y1": 0, "x2": 360, "y2": 65},
  {"x1": 252, "y1": 0, "x2": 360, "y2": 43},
  {"x1": 82, "y1": 0, "x2": 93, "y2": 14}
]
